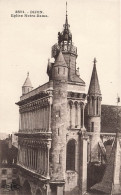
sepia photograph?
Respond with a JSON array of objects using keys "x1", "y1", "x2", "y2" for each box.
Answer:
[{"x1": 0, "y1": 0, "x2": 121, "y2": 194}]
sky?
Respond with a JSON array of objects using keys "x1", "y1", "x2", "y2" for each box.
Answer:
[{"x1": 0, "y1": 0, "x2": 120, "y2": 134}]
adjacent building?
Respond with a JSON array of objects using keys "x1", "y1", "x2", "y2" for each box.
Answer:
[{"x1": 0, "y1": 135, "x2": 18, "y2": 194}]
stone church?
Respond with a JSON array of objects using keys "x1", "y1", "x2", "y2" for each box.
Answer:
[{"x1": 15, "y1": 5, "x2": 121, "y2": 195}]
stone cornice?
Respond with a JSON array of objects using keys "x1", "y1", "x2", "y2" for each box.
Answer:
[
  {"x1": 16, "y1": 91, "x2": 52, "y2": 107},
  {"x1": 18, "y1": 96, "x2": 52, "y2": 113}
]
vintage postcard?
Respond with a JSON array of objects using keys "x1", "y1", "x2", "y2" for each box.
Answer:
[{"x1": 0, "y1": 0, "x2": 121, "y2": 195}]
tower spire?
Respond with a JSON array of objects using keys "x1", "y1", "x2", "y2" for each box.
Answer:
[
  {"x1": 88, "y1": 58, "x2": 101, "y2": 95},
  {"x1": 65, "y1": 1, "x2": 68, "y2": 28},
  {"x1": 66, "y1": 1, "x2": 67, "y2": 15},
  {"x1": 93, "y1": 57, "x2": 97, "y2": 66}
]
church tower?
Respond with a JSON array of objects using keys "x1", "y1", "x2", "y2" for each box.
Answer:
[
  {"x1": 87, "y1": 58, "x2": 102, "y2": 162},
  {"x1": 48, "y1": 3, "x2": 87, "y2": 195},
  {"x1": 51, "y1": 3, "x2": 83, "y2": 84}
]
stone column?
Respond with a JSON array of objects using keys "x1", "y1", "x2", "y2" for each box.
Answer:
[
  {"x1": 21, "y1": 113, "x2": 23, "y2": 130},
  {"x1": 41, "y1": 147, "x2": 44, "y2": 171},
  {"x1": 82, "y1": 104, "x2": 85, "y2": 128},
  {"x1": 28, "y1": 148, "x2": 29, "y2": 167},
  {"x1": 37, "y1": 109, "x2": 39, "y2": 130},
  {"x1": 31, "y1": 111, "x2": 33, "y2": 131},
  {"x1": 29, "y1": 112, "x2": 31, "y2": 130},
  {"x1": 30, "y1": 148, "x2": 32, "y2": 169},
  {"x1": 40, "y1": 147, "x2": 43, "y2": 170},
  {"x1": 35, "y1": 149, "x2": 37, "y2": 169},
  {"x1": 79, "y1": 131, "x2": 88, "y2": 195},
  {"x1": 43, "y1": 107, "x2": 45, "y2": 130},
  {"x1": 30, "y1": 111, "x2": 32, "y2": 130},
  {"x1": 48, "y1": 103, "x2": 52, "y2": 132},
  {"x1": 69, "y1": 102, "x2": 73, "y2": 128},
  {"x1": 39, "y1": 108, "x2": 42, "y2": 130},
  {"x1": 24, "y1": 113, "x2": 26, "y2": 130},
  {"x1": 19, "y1": 113, "x2": 22, "y2": 130},
  {"x1": 23, "y1": 112, "x2": 25, "y2": 130},
  {"x1": 81, "y1": 104, "x2": 84, "y2": 128}
]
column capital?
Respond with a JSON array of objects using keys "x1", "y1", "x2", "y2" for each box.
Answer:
[
  {"x1": 47, "y1": 141, "x2": 51, "y2": 149},
  {"x1": 78, "y1": 129, "x2": 88, "y2": 140}
]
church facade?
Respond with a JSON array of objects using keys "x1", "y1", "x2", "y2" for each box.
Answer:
[{"x1": 15, "y1": 6, "x2": 121, "y2": 195}]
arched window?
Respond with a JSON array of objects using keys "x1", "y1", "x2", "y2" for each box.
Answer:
[
  {"x1": 69, "y1": 102, "x2": 73, "y2": 128},
  {"x1": 66, "y1": 139, "x2": 75, "y2": 171},
  {"x1": 96, "y1": 97, "x2": 98, "y2": 115},
  {"x1": 92, "y1": 96, "x2": 95, "y2": 115},
  {"x1": 75, "y1": 103, "x2": 78, "y2": 128}
]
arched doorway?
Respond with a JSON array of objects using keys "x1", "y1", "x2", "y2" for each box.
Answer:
[
  {"x1": 22, "y1": 180, "x2": 32, "y2": 195},
  {"x1": 66, "y1": 139, "x2": 76, "y2": 171},
  {"x1": 36, "y1": 189, "x2": 42, "y2": 195}
]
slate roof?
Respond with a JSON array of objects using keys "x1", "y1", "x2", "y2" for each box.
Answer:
[
  {"x1": 23, "y1": 73, "x2": 33, "y2": 87},
  {"x1": 90, "y1": 139, "x2": 116, "y2": 194},
  {"x1": 54, "y1": 51, "x2": 67, "y2": 67},
  {"x1": 88, "y1": 64, "x2": 101, "y2": 95},
  {"x1": 84, "y1": 104, "x2": 121, "y2": 133},
  {"x1": 101, "y1": 105, "x2": 121, "y2": 133},
  {"x1": 70, "y1": 74, "x2": 85, "y2": 84}
]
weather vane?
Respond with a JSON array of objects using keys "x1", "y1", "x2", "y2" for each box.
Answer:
[{"x1": 66, "y1": 1, "x2": 68, "y2": 16}]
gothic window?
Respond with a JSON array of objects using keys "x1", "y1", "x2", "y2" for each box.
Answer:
[
  {"x1": 96, "y1": 97, "x2": 98, "y2": 115},
  {"x1": 92, "y1": 96, "x2": 95, "y2": 115},
  {"x1": 66, "y1": 139, "x2": 75, "y2": 171},
  {"x1": 75, "y1": 103, "x2": 78, "y2": 128},
  {"x1": 69, "y1": 102, "x2": 72, "y2": 128}
]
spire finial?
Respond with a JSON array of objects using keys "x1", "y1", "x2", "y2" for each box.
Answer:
[
  {"x1": 66, "y1": 1, "x2": 67, "y2": 16},
  {"x1": 93, "y1": 58, "x2": 97, "y2": 65},
  {"x1": 65, "y1": 1, "x2": 68, "y2": 27},
  {"x1": 27, "y1": 72, "x2": 29, "y2": 77}
]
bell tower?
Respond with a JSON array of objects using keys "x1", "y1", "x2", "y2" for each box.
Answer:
[
  {"x1": 87, "y1": 58, "x2": 102, "y2": 162},
  {"x1": 51, "y1": 3, "x2": 83, "y2": 83}
]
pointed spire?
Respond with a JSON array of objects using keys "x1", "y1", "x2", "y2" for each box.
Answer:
[
  {"x1": 54, "y1": 51, "x2": 67, "y2": 67},
  {"x1": 65, "y1": 1, "x2": 68, "y2": 29},
  {"x1": 64, "y1": 1, "x2": 70, "y2": 30},
  {"x1": 88, "y1": 58, "x2": 101, "y2": 95},
  {"x1": 58, "y1": 2, "x2": 72, "y2": 44},
  {"x1": 23, "y1": 72, "x2": 32, "y2": 87}
]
